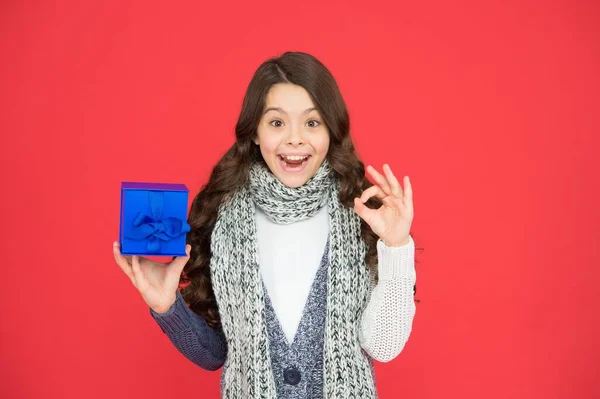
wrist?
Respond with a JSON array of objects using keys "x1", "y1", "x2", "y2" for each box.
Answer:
[
  {"x1": 152, "y1": 295, "x2": 177, "y2": 314},
  {"x1": 383, "y1": 236, "x2": 410, "y2": 247}
]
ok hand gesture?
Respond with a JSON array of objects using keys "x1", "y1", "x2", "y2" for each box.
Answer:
[{"x1": 353, "y1": 164, "x2": 414, "y2": 247}]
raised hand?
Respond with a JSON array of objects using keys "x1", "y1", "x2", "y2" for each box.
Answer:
[
  {"x1": 353, "y1": 164, "x2": 414, "y2": 246},
  {"x1": 113, "y1": 241, "x2": 191, "y2": 313}
]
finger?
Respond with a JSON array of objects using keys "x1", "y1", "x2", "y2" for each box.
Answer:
[
  {"x1": 131, "y1": 255, "x2": 144, "y2": 283},
  {"x1": 383, "y1": 164, "x2": 403, "y2": 198},
  {"x1": 170, "y1": 244, "x2": 191, "y2": 272},
  {"x1": 113, "y1": 243, "x2": 133, "y2": 266},
  {"x1": 353, "y1": 197, "x2": 376, "y2": 224},
  {"x1": 403, "y1": 175, "x2": 413, "y2": 209},
  {"x1": 359, "y1": 187, "x2": 397, "y2": 210},
  {"x1": 360, "y1": 185, "x2": 387, "y2": 203},
  {"x1": 113, "y1": 241, "x2": 136, "y2": 285},
  {"x1": 366, "y1": 165, "x2": 392, "y2": 196}
]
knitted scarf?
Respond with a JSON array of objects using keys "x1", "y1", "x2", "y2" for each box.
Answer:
[{"x1": 210, "y1": 159, "x2": 377, "y2": 398}]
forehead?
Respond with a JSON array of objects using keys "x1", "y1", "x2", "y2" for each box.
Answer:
[{"x1": 264, "y1": 83, "x2": 317, "y2": 113}]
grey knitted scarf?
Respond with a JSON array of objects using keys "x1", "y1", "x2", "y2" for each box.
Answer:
[{"x1": 210, "y1": 159, "x2": 377, "y2": 398}]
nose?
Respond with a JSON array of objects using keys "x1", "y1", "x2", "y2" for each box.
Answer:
[{"x1": 285, "y1": 124, "x2": 304, "y2": 146}]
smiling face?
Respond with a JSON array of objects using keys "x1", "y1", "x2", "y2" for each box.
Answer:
[{"x1": 254, "y1": 83, "x2": 330, "y2": 188}]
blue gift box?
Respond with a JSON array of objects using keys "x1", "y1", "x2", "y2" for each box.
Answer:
[{"x1": 119, "y1": 182, "x2": 191, "y2": 256}]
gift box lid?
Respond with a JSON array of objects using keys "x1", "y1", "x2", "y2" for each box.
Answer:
[{"x1": 121, "y1": 182, "x2": 188, "y2": 191}]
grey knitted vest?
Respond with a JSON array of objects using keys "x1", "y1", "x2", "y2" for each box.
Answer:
[
  {"x1": 210, "y1": 160, "x2": 377, "y2": 398},
  {"x1": 260, "y1": 239, "x2": 378, "y2": 398}
]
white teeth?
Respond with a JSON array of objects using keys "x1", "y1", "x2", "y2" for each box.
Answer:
[{"x1": 281, "y1": 155, "x2": 308, "y2": 161}]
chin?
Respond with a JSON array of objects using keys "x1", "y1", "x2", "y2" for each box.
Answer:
[
  {"x1": 270, "y1": 162, "x2": 314, "y2": 188},
  {"x1": 276, "y1": 173, "x2": 311, "y2": 188}
]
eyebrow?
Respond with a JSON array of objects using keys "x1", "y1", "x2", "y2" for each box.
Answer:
[{"x1": 263, "y1": 107, "x2": 317, "y2": 115}]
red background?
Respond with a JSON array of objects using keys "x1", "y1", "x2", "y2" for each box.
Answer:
[{"x1": 1, "y1": 1, "x2": 599, "y2": 398}]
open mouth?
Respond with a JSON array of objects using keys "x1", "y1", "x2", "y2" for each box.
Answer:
[{"x1": 278, "y1": 154, "x2": 311, "y2": 173}]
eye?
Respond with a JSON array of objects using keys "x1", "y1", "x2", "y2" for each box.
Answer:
[
  {"x1": 269, "y1": 120, "x2": 283, "y2": 127},
  {"x1": 306, "y1": 120, "x2": 321, "y2": 128}
]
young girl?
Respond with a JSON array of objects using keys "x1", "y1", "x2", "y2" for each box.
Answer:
[{"x1": 113, "y1": 51, "x2": 417, "y2": 399}]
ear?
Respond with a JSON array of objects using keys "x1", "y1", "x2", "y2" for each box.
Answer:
[{"x1": 253, "y1": 137, "x2": 259, "y2": 145}]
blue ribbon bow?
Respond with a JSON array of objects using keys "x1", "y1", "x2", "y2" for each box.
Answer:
[{"x1": 125, "y1": 191, "x2": 191, "y2": 253}]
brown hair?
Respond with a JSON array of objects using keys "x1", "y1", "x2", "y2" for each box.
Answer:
[{"x1": 179, "y1": 52, "x2": 418, "y2": 329}]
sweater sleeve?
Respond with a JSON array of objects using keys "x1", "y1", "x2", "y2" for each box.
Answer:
[
  {"x1": 149, "y1": 289, "x2": 228, "y2": 371},
  {"x1": 358, "y1": 235, "x2": 416, "y2": 362}
]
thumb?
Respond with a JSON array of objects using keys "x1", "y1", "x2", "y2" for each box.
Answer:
[
  {"x1": 353, "y1": 197, "x2": 374, "y2": 223},
  {"x1": 170, "y1": 244, "x2": 191, "y2": 273}
]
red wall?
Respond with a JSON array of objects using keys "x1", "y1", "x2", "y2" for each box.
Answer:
[{"x1": 1, "y1": 1, "x2": 598, "y2": 398}]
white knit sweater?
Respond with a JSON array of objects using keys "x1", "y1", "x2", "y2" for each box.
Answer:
[{"x1": 256, "y1": 203, "x2": 416, "y2": 362}]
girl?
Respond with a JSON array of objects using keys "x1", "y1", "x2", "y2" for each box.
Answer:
[{"x1": 113, "y1": 51, "x2": 417, "y2": 399}]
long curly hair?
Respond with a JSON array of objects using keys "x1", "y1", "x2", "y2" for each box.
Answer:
[{"x1": 180, "y1": 51, "x2": 417, "y2": 329}]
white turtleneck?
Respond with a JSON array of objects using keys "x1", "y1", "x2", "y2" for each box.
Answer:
[
  {"x1": 256, "y1": 203, "x2": 329, "y2": 345},
  {"x1": 255, "y1": 203, "x2": 417, "y2": 362}
]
